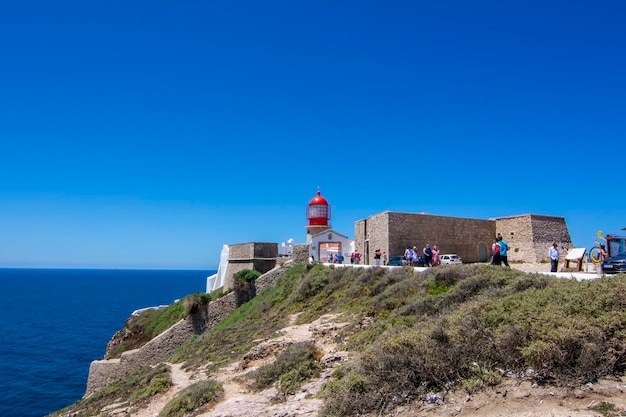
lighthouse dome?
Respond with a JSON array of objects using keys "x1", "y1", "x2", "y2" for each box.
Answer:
[
  {"x1": 308, "y1": 191, "x2": 329, "y2": 206},
  {"x1": 306, "y1": 191, "x2": 331, "y2": 225}
]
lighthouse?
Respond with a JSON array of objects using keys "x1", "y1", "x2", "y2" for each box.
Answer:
[{"x1": 305, "y1": 190, "x2": 332, "y2": 244}]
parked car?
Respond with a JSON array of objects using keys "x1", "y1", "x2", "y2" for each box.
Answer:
[
  {"x1": 387, "y1": 256, "x2": 406, "y2": 266},
  {"x1": 601, "y1": 251, "x2": 626, "y2": 274},
  {"x1": 440, "y1": 254, "x2": 462, "y2": 265}
]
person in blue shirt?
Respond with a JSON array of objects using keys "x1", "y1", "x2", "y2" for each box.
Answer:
[
  {"x1": 497, "y1": 235, "x2": 510, "y2": 268},
  {"x1": 423, "y1": 244, "x2": 433, "y2": 267},
  {"x1": 549, "y1": 242, "x2": 560, "y2": 272}
]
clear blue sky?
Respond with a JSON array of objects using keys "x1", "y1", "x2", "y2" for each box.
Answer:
[{"x1": 1, "y1": 1, "x2": 624, "y2": 269}]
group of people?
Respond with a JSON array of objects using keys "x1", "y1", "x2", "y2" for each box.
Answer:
[
  {"x1": 346, "y1": 248, "x2": 390, "y2": 266},
  {"x1": 490, "y1": 234, "x2": 510, "y2": 267},
  {"x1": 403, "y1": 244, "x2": 441, "y2": 267},
  {"x1": 339, "y1": 244, "x2": 447, "y2": 267},
  {"x1": 328, "y1": 252, "x2": 345, "y2": 264}
]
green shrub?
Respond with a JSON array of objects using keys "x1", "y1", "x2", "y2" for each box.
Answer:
[
  {"x1": 130, "y1": 365, "x2": 173, "y2": 402},
  {"x1": 321, "y1": 273, "x2": 626, "y2": 416},
  {"x1": 54, "y1": 364, "x2": 173, "y2": 416},
  {"x1": 237, "y1": 269, "x2": 261, "y2": 282},
  {"x1": 159, "y1": 379, "x2": 223, "y2": 417},
  {"x1": 183, "y1": 293, "x2": 211, "y2": 316},
  {"x1": 290, "y1": 265, "x2": 335, "y2": 302},
  {"x1": 253, "y1": 342, "x2": 322, "y2": 394},
  {"x1": 590, "y1": 401, "x2": 625, "y2": 417}
]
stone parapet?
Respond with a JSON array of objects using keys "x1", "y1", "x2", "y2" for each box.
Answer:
[
  {"x1": 223, "y1": 242, "x2": 278, "y2": 290},
  {"x1": 291, "y1": 244, "x2": 310, "y2": 265}
]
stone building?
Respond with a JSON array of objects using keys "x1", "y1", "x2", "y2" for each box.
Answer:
[
  {"x1": 495, "y1": 214, "x2": 573, "y2": 263},
  {"x1": 221, "y1": 242, "x2": 278, "y2": 290},
  {"x1": 354, "y1": 211, "x2": 572, "y2": 265},
  {"x1": 309, "y1": 229, "x2": 351, "y2": 263}
]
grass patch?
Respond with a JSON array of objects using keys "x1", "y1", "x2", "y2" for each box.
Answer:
[
  {"x1": 252, "y1": 342, "x2": 323, "y2": 395},
  {"x1": 159, "y1": 379, "x2": 223, "y2": 417},
  {"x1": 49, "y1": 364, "x2": 172, "y2": 416},
  {"x1": 590, "y1": 401, "x2": 625, "y2": 417}
]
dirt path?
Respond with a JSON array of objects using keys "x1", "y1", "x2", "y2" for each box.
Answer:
[
  {"x1": 133, "y1": 362, "x2": 202, "y2": 417},
  {"x1": 130, "y1": 313, "x2": 350, "y2": 417},
  {"x1": 200, "y1": 313, "x2": 349, "y2": 417}
]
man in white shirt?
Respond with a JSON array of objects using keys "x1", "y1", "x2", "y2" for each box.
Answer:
[{"x1": 549, "y1": 243, "x2": 560, "y2": 272}]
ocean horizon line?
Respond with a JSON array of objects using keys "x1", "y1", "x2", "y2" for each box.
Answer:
[{"x1": 0, "y1": 266, "x2": 217, "y2": 271}]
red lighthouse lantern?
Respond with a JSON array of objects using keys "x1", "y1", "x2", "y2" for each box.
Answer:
[
  {"x1": 307, "y1": 190, "x2": 331, "y2": 226},
  {"x1": 306, "y1": 190, "x2": 332, "y2": 243}
]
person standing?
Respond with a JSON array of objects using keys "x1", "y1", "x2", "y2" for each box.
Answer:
[
  {"x1": 549, "y1": 243, "x2": 559, "y2": 272},
  {"x1": 491, "y1": 238, "x2": 501, "y2": 265},
  {"x1": 404, "y1": 246, "x2": 413, "y2": 265},
  {"x1": 382, "y1": 251, "x2": 388, "y2": 266},
  {"x1": 431, "y1": 245, "x2": 441, "y2": 266},
  {"x1": 498, "y1": 235, "x2": 510, "y2": 268},
  {"x1": 423, "y1": 244, "x2": 433, "y2": 267},
  {"x1": 374, "y1": 249, "x2": 382, "y2": 266},
  {"x1": 354, "y1": 249, "x2": 361, "y2": 264},
  {"x1": 599, "y1": 244, "x2": 609, "y2": 260},
  {"x1": 411, "y1": 246, "x2": 420, "y2": 266}
]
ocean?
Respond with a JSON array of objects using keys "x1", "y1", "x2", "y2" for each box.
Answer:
[{"x1": 0, "y1": 268, "x2": 215, "y2": 417}]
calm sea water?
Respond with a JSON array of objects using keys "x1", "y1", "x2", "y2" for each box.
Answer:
[{"x1": 0, "y1": 268, "x2": 214, "y2": 417}]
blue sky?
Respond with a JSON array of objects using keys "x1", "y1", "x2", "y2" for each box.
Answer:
[{"x1": 1, "y1": 1, "x2": 624, "y2": 269}]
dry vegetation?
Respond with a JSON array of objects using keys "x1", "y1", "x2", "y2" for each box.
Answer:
[{"x1": 49, "y1": 264, "x2": 626, "y2": 417}]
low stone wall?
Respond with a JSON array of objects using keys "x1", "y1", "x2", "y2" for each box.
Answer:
[{"x1": 85, "y1": 261, "x2": 296, "y2": 396}]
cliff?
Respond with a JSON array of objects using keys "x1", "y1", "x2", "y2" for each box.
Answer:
[{"x1": 51, "y1": 260, "x2": 626, "y2": 417}]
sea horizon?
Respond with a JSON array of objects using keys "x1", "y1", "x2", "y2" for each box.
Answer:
[{"x1": 0, "y1": 265, "x2": 217, "y2": 271}]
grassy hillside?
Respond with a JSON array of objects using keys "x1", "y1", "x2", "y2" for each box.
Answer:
[{"x1": 50, "y1": 264, "x2": 626, "y2": 417}]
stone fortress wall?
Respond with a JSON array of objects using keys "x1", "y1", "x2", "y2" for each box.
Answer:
[
  {"x1": 496, "y1": 214, "x2": 573, "y2": 263},
  {"x1": 222, "y1": 242, "x2": 278, "y2": 290},
  {"x1": 355, "y1": 212, "x2": 573, "y2": 264},
  {"x1": 85, "y1": 244, "x2": 309, "y2": 396},
  {"x1": 355, "y1": 211, "x2": 495, "y2": 264}
]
